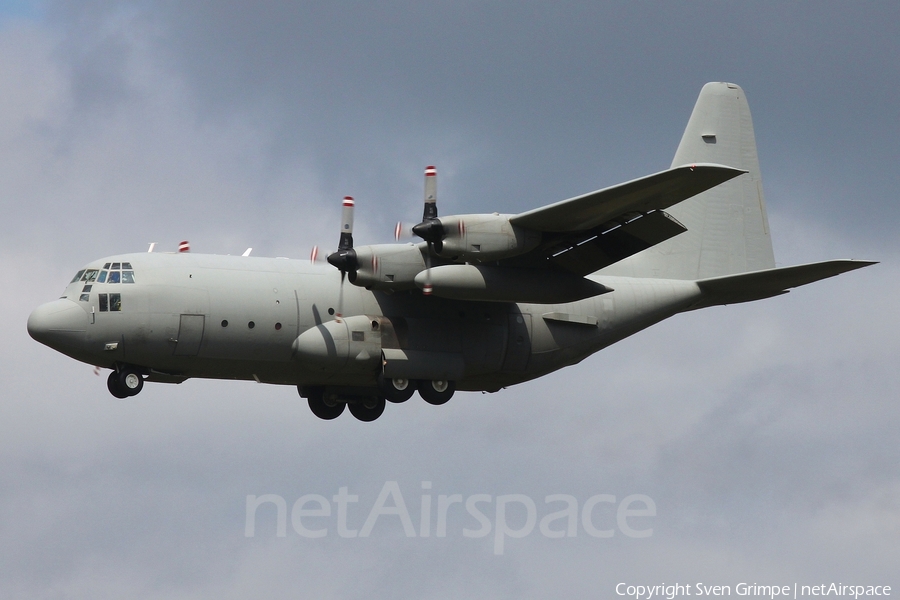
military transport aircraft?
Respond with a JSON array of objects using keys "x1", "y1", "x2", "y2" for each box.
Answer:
[{"x1": 28, "y1": 82, "x2": 874, "y2": 422}]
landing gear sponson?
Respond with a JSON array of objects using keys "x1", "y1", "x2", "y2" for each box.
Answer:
[{"x1": 300, "y1": 377, "x2": 455, "y2": 422}]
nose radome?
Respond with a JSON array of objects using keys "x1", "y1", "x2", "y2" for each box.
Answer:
[{"x1": 27, "y1": 299, "x2": 88, "y2": 349}]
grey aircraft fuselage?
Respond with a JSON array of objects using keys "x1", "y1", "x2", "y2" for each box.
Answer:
[
  {"x1": 27, "y1": 82, "x2": 875, "y2": 421},
  {"x1": 35, "y1": 251, "x2": 698, "y2": 393}
]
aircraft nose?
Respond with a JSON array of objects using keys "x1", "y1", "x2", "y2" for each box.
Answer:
[{"x1": 27, "y1": 298, "x2": 88, "y2": 350}]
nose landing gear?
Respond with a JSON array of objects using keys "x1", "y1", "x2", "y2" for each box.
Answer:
[{"x1": 107, "y1": 367, "x2": 144, "y2": 398}]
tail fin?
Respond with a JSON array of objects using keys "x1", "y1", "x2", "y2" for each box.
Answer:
[{"x1": 603, "y1": 82, "x2": 776, "y2": 280}]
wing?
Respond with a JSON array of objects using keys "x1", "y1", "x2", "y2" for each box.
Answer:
[{"x1": 502, "y1": 163, "x2": 746, "y2": 275}]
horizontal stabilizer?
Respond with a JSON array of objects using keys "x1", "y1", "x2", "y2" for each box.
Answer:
[
  {"x1": 511, "y1": 163, "x2": 745, "y2": 233},
  {"x1": 692, "y1": 259, "x2": 877, "y2": 308}
]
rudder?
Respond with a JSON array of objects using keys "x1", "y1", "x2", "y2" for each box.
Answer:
[{"x1": 601, "y1": 82, "x2": 775, "y2": 280}]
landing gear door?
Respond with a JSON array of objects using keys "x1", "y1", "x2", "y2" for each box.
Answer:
[
  {"x1": 174, "y1": 314, "x2": 205, "y2": 356},
  {"x1": 501, "y1": 311, "x2": 532, "y2": 372}
]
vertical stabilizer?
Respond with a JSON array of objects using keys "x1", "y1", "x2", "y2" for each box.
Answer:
[{"x1": 601, "y1": 82, "x2": 775, "y2": 280}]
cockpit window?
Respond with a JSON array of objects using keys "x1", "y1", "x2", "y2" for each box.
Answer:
[
  {"x1": 122, "y1": 271, "x2": 135, "y2": 284},
  {"x1": 103, "y1": 263, "x2": 111, "y2": 269},
  {"x1": 108, "y1": 271, "x2": 121, "y2": 284},
  {"x1": 111, "y1": 262, "x2": 121, "y2": 270},
  {"x1": 71, "y1": 270, "x2": 85, "y2": 284},
  {"x1": 97, "y1": 270, "x2": 108, "y2": 283},
  {"x1": 81, "y1": 269, "x2": 99, "y2": 282},
  {"x1": 122, "y1": 262, "x2": 132, "y2": 269},
  {"x1": 98, "y1": 293, "x2": 121, "y2": 311}
]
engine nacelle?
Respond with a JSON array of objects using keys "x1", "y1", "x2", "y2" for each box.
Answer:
[
  {"x1": 350, "y1": 244, "x2": 427, "y2": 290},
  {"x1": 436, "y1": 214, "x2": 541, "y2": 262}
]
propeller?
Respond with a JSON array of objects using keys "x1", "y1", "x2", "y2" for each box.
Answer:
[
  {"x1": 411, "y1": 165, "x2": 444, "y2": 253},
  {"x1": 410, "y1": 166, "x2": 443, "y2": 296},
  {"x1": 326, "y1": 196, "x2": 358, "y2": 319}
]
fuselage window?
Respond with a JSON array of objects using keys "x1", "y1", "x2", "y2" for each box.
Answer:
[
  {"x1": 109, "y1": 293, "x2": 121, "y2": 311},
  {"x1": 99, "y1": 294, "x2": 108, "y2": 312},
  {"x1": 108, "y1": 271, "x2": 121, "y2": 284},
  {"x1": 71, "y1": 270, "x2": 85, "y2": 284},
  {"x1": 122, "y1": 271, "x2": 135, "y2": 284}
]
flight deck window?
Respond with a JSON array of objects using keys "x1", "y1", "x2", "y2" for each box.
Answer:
[
  {"x1": 81, "y1": 269, "x2": 99, "y2": 282},
  {"x1": 122, "y1": 271, "x2": 135, "y2": 284},
  {"x1": 111, "y1": 262, "x2": 121, "y2": 270},
  {"x1": 122, "y1": 262, "x2": 132, "y2": 269},
  {"x1": 103, "y1": 263, "x2": 111, "y2": 269},
  {"x1": 97, "y1": 271, "x2": 108, "y2": 283},
  {"x1": 71, "y1": 270, "x2": 85, "y2": 284},
  {"x1": 108, "y1": 271, "x2": 121, "y2": 284},
  {"x1": 79, "y1": 293, "x2": 90, "y2": 302},
  {"x1": 109, "y1": 293, "x2": 121, "y2": 311},
  {"x1": 99, "y1": 294, "x2": 108, "y2": 312}
]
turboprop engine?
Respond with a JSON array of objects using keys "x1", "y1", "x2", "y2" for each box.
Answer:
[{"x1": 421, "y1": 213, "x2": 542, "y2": 263}]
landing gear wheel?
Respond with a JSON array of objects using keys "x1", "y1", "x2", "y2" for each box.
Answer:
[
  {"x1": 118, "y1": 369, "x2": 144, "y2": 396},
  {"x1": 348, "y1": 396, "x2": 386, "y2": 422},
  {"x1": 378, "y1": 374, "x2": 415, "y2": 403},
  {"x1": 305, "y1": 387, "x2": 345, "y2": 420},
  {"x1": 107, "y1": 371, "x2": 130, "y2": 399},
  {"x1": 418, "y1": 379, "x2": 455, "y2": 405}
]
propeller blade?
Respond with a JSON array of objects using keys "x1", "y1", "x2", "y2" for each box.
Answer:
[
  {"x1": 423, "y1": 165, "x2": 437, "y2": 221},
  {"x1": 339, "y1": 196, "x2": 354, "y2": 251},
  {"x1": 326, "y1": 196, "x2": 359, "y2": 320},
  {"x1": 327, "y1": 196, "x2": 359, "y2": 274},
  {"x1": 336, "y1": 270, "x2": 346, "y2": 321},
  {"x1": 422, "y1": 248, "x2": 433, "y2": 296},
  {"x1": 412, "y1": 166, "x2": 444, "y2": 252}
]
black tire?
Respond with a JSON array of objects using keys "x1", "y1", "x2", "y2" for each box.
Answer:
[
  {"x1": 306, "y1": 387, "x2": 345, "y2": 420},
  {"x1": 348, "y1": 396, "x2": 385, "y2": 422},
  {"x1": 378, "y1": 374, "x2": 415, "y2": 403},
  {"x1": 418, "y1": 379, "x2": 454, "y2": 405},
  {"x1": 118, "y1": 368, "x2": 144, "y2": 396},
  {"x1": 107, "y1": 370, "x2": 130, "y2": 399}
]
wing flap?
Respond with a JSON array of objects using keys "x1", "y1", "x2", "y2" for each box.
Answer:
[
  {"x1": 510, "y1": 163, "x2": 746, "y2": 233},
  {"x1": 548, "y1": 210, "x2": 687, "y2": 276}
]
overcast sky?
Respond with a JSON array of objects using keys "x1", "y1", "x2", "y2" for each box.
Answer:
[{"x1": 2, "y1": 2, "x2": 898, "y2": 598}]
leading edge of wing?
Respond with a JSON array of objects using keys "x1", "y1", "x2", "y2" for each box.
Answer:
[{"x1": 510, "y1": 163, "x2": 746, "y2": 233}]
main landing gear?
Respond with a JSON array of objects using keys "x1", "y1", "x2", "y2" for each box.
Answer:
[
  {"x1": 107, "y1": 367, "x2": 144, "y2": 398},
  {"x1": 300, "y1": 378, "x2": 456, "y2": 422}
]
